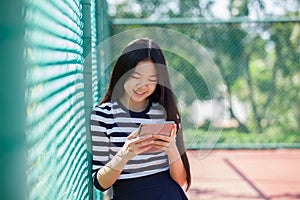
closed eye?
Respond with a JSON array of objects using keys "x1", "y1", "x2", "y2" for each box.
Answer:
[
  {"x1": 149, "y1": 74, "x2": 158, "y2": 82},
  {"x1": 131, "y1": 71, "x2": 157, "y2": 83},
  {"x1": 131, "y1": 75, "x2": 141, "y2": 79},
  {"x1": 149, "y1": 79, "x2": 157, "y2": 82}
]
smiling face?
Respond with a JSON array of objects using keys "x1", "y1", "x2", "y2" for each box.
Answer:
[{"x1": 121, "y1": 60, "x2": 158, "y2": 111}]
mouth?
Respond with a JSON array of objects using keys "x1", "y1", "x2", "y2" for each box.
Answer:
[{"x1": 134, "y1": 90, "x2": 146, "y2": 96}]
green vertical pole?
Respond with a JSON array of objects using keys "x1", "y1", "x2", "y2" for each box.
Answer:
[
  {"x1": 96, "y1": 0, "x2": 111, "y2": 98},
  {"x1": 0, "y1": 0, "x2": 26, "y2": 200},
  {"x1": 81, "y1": 0, "x2": 94, "y2": 199}
]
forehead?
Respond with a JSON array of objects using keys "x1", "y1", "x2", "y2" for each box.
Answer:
[{"x1": 134, "y1": 60, "x2": 157, "y2": 75}]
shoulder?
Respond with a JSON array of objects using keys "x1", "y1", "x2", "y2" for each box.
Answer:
[
  {"x1": 91, "y1": 101, "x2": 126, "y2": 118},
  {"x1": 92, "y1": 101, "x2": 118, "y2": 114},
  {"x1": 91, "y1": 102, "x2": 115, "y2": 120}
]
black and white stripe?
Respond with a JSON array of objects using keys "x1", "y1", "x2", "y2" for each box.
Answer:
[{"x1": 91, "y1": 101, "x2": 169, "y2": 180}]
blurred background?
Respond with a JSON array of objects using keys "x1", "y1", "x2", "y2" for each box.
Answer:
[{"x1": 0, "y1": 0, "x2": 299, "y2": 199}]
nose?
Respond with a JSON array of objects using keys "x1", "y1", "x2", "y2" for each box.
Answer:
[{"x1": 137, "y1": 79, "x2": 147, "y2": 88}]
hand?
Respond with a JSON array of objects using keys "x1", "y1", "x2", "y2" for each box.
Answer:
[
  {"x1": 120, "y1": 129, "x2": 154, "y2": 160},
  {"x1": 106, "y1": 130, "x2": 153, "y2": 172},
  {"x1": 152, "y1": 124, "x2": 177, "y2": 155}
]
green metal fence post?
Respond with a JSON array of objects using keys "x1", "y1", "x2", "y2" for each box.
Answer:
[
  {"x1": 81, "y1": 0, "x2": 94, "y2": 199},
  {"x1": 96, "y1": 0, "x2": 111, "y2": 98},
  {"x1": 0, "y1": 1, "x2": 26, "y2": 199}
]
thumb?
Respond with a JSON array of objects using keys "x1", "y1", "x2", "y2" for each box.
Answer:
[
  {"x1": 171, "y1": 124, "x2": 177, "y2": 137},
  {"x1": 127, "y1": 128, "x2": 139, "y2": 139}
]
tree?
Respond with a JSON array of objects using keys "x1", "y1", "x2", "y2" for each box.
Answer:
[{"x1": 107, "y1": 0, "x2": 300, "y2": 133}]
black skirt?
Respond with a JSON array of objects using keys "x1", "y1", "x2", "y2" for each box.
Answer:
[{"x1": 112, "y1": 171, "x2": 188, "y2": 200}]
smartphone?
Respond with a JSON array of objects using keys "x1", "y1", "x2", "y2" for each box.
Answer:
[
  {"x1": 138, "y1": 121, "x2": 176, "y2": 153},
  {"x1": 138, "y1": 121, "x2": 176, "y2": 137}
]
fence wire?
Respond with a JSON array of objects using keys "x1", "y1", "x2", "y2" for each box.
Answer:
[
  {"x1": 1, "y1": 0, "x2": 299, "y2": 199},
  {"x1": 110, "y1": 20, "x2": 300, "y2": 144}
]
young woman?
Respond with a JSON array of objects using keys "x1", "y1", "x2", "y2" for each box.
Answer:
[{"x1": 90, "y1": 38, "x2": 191, "y2": 200}]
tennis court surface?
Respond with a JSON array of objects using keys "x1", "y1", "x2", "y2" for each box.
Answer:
[{"x1": 186, "y1": 149, "x2": 300, "y2": 200}]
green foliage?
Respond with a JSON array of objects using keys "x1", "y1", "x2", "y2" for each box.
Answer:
[
  {"x1": 183, "y1": 128, "x2": 300, "y2": 148},
  {"x1": 163, "y1": 51, "x2": 210, "y2": 101},
  {"x1": 109, "y1": 0, "x2": 300, "y2": 134}
]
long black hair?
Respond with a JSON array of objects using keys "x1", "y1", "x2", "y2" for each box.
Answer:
[{"x1": 100, "y1": 38, "x2": 191, "y2": 190}]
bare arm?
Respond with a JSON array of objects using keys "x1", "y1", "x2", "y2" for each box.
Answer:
[
  {"x1": 152, "y1": 126, "x2": 187, "y2": 187},
  {"x1": 96, "y1": 150, "x2": 129, "y2": 190},
  {"x1": 166, "y1": 145, "x2": 187, "y2": 186},
  {"x1": 96, "y1": 131, "x2": 154, "y2": 189}
]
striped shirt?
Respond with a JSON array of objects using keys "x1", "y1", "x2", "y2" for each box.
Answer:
[{"x1": 91, "y1": 100, "x2": 170, "y2": 187}]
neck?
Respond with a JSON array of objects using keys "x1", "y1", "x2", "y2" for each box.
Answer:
[{"x1": 120, "y1": 97, "x2": 149, "y2": 112}]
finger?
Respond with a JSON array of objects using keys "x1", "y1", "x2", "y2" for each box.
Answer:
[
  {"x1": 128, "y1": 136, "x2": 153, "y2": 149},
  {"x1": 129, "y1": 140, "x2": 153, "y2": 155},
  {"x1": 152, "y1": 140, "x2": 167, "y2": 146},
  {"x1": 152, "y1": 141, "x2": 169, "y2": 151},
  {"x1": 153, "y1": 134, "x2": 172, "y2": 142},
  {"x1": 137, "y1": 134, "x2": 153, "y2": 140},
  {"x1": 135, "y1": 145, "x2": 153, "y2": 154},
  {"x1": 130, "y1": 135, "x2": 153, "y2": 146},
  {"x1": 133, "y1": 138, "x2": 153, "y2": 150},
  {"x1": 171, "y1": 124, "x2": 177, "y2": 136}
]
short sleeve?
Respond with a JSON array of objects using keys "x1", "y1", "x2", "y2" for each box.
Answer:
[{"x1": 90, "y1": 108, "x2": 110, "y2": 191}]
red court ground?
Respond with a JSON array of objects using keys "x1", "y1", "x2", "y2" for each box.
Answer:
[{"x1": 186, "y1": 149, "x2": 300, "y2": 200}]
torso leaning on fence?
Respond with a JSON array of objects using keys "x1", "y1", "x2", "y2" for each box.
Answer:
[{"x1": 90, "y1": 100, "x2": 170, "y2": 189}]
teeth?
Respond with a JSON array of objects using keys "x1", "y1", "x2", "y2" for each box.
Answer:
[{"x1": 136, "y1": 91, "x2": 144, "y2": 95}]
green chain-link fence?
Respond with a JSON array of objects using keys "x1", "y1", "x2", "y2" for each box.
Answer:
[
  {"x1": 24, "y1": 0, "x2": 91, "y2": 199},
  {"x1": 1, "y1": 0, "x2": 299, "y2": 199},
  {"x1": 1, "y1": 0, "x2": 111, "y2": 199},
  {"x1": 108, "y1": 1, "x2": 300, "y2": 149}
]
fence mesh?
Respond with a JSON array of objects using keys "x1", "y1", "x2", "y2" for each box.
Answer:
[
  {"x1": 1, "y1": 0, "x2": 299, "y2": 199},
  {"x1": 109, "y1": 17, "x2": 300, "y2": 147},
  {"x1": 23, "y1": 0, "x2": 97, "y2": 199}
]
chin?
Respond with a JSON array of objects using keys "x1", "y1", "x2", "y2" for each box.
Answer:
[
  {"x1": 132, "y1": 98, "x2": 146, "y2": 103},
  {"x1": 132, "y1": 95, "x2": 148, "y2": 103}
]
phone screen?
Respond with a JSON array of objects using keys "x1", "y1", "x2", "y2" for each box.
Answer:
[{"x1": 138, "y1": 121, "x2": 175, "y2": 137}]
